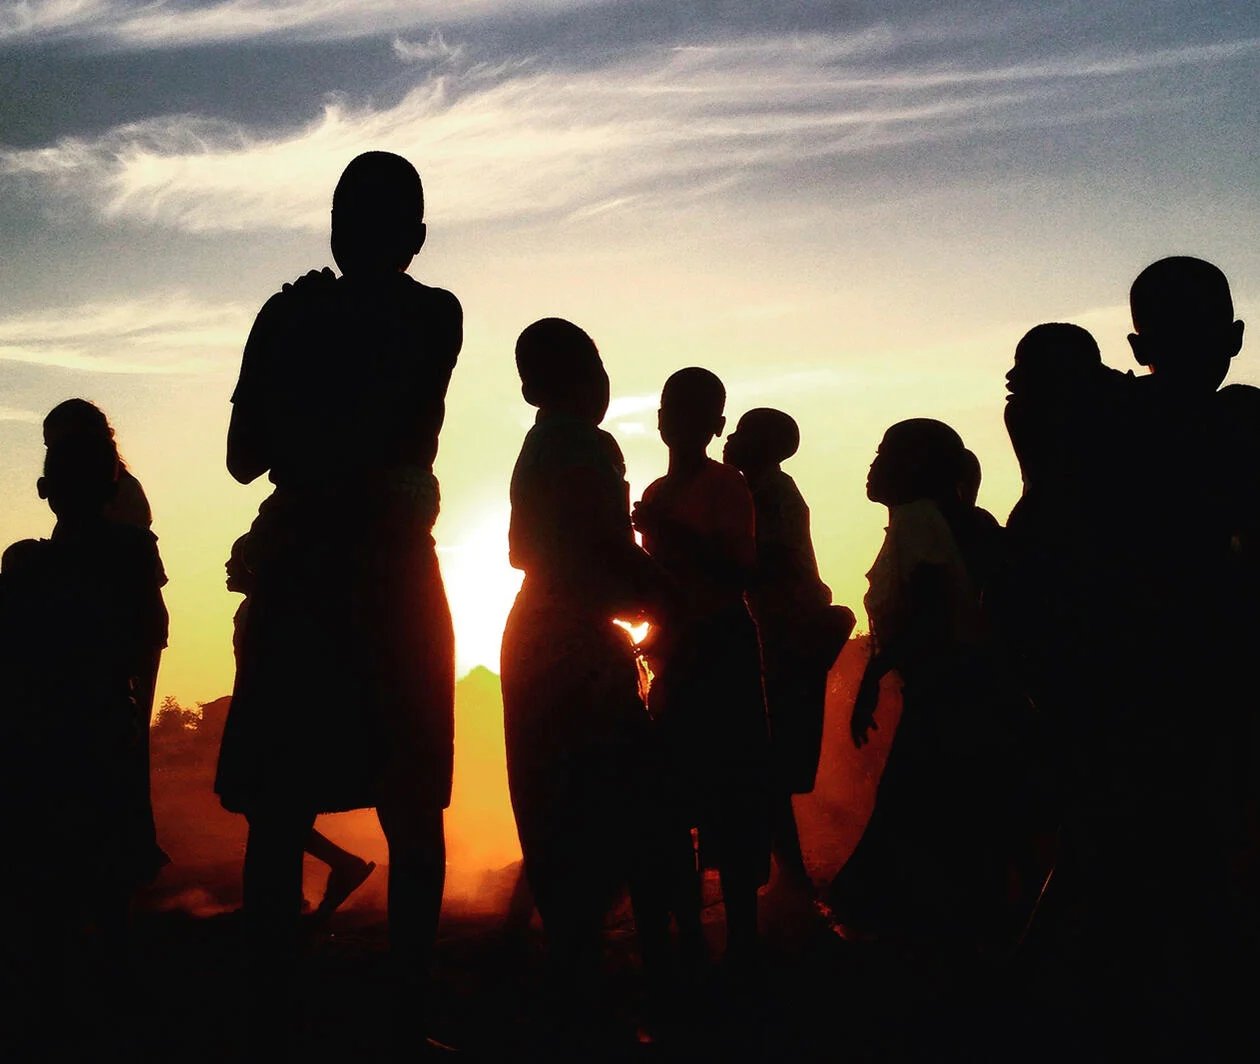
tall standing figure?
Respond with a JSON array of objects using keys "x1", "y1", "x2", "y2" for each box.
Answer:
[
  {"x1": 500, "y1": 318, "x2": 674, "y2": 1032},
  {"x1": 215, "y1": 152, "x2": 461, "y2": 1049}
]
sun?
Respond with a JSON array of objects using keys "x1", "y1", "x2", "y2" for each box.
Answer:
[{"x1": 437, "y1": 507, "x2": 523, "y2": 677}]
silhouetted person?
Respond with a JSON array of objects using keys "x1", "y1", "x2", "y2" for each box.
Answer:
[
  {"x1": 0, "y1": 432, "x2": 166, "y2": 1055},
  {"x1": 43, "y1": 398, "x2": 170, "y2": 879},
  {"x1": 831, "y1": 419, "x2": 1016, "y2": 943},
  {"x1": 1053, "y1": 257, "x2": 1252, "y2": 1059},
  {"x1": 500, "y1": 318, "x2": 675, "y2": 1043},
  {"x1": 225, "y1": 534, "x2": 376, "y2": 920},
  {"x1": 216, "y1": 151, "x2": 460, "y2": 1054},
  {"x1": 634, "y1": 368, "x2": 772, "y2": 967},
  {"x1": 722, "y1": 408, "x2": 853, "y2": 892}
]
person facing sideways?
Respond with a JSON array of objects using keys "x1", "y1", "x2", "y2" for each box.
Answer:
[
  {"x1": 829, "y1": 419, "x2": 1025, "y2": 945},
  {"x1": 500, "y1": 318, "x2": 677, "y2": 1042},
  {"x1": 215, "y1": 150, "x2": 461, "y2": 1053},
  {"x1": 632, "y1": 367, "x2": 772, "y2": 970},
  {"x1": 42, "y1": 398, "x2": 170, "y2": 877},
  {"x1": 1042, "y1": 256, "x2": 1255, "y2": 1061},
  {"x1": 225, "y1": 534, "x2": 376, "y2": 921},
  {"x1": 0, "y1": 433, "x2": 167, "y2": 1055},
  {"x1": 722, "y1": 408, "x2": 853, "y2": 894}
]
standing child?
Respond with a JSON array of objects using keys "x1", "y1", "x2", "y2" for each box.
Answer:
[
  {"x1": 500, "y1": 319, "x2": 674, "y2": 1039},
  {"x1": 633, "y1": 368, "x2": 771, "y2": 966},
  {"x1": 0, "y1": 432, "x2": 166, "y2": 1055},
  {"x1": 723, "y1": 408, "x2": 853, "y2": 893}
]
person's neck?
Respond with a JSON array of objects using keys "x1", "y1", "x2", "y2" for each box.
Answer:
[
  {"x1": 667, "y1": 448, "x2": 709, "y2": 477},
  {"x1": 742, "y1": 461, "x2": 779, "y2": 489}
]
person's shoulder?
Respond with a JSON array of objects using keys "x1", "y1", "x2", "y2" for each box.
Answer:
[
  {"x1": 703, "y1": 459, "x2": 753, "y2": 500},
  {"x1": 642, "y1": 474, "x2": 668, "y2": 502},
  {"x1": 400, "y1": 276, "x2": 462, "y2": 317}
]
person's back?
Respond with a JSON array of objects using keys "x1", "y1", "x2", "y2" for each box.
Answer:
[{"x1": 239, "y1": 273, "x2": 459, "y2": 499}]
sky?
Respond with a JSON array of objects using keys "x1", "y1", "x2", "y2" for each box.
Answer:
[{"x1": 2, "y1": 0, "x2": 1259, "y2": 708}]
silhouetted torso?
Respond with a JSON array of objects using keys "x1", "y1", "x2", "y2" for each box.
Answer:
[{"x1": 216, "y1": 272, "x2": 460, "y2": 816}]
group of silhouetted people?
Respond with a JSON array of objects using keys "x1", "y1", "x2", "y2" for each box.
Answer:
[{"x1": 3, "y1": 149, "x2": 1259, "y2": 1061}]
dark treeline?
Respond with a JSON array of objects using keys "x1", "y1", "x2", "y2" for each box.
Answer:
[{"x1": 1, "y1": 152, "x2": 1258, "y2": 1063}]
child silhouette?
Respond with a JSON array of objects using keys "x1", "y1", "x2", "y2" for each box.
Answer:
[
  {"x1": 217, "y1": 151, "x2": 460, "y2": 1052},
  {"x1": 723, "y1": 408, "x2": 853, "y2": 892},
  {"x1": 500, "y1": 318, "x2": 674, "y2": 1035},
  {"x1": 634, "y1": 368, "x2": 771, "y2": 966}
]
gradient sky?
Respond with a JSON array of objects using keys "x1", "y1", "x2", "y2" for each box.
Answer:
[{"x1": 2, "y1": 0, "x2": 1258, "y2": 707}]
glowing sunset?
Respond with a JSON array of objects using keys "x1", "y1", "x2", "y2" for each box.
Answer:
[{"x1": 2, "y1": 2, "x2": 1259, "y2": 1059}]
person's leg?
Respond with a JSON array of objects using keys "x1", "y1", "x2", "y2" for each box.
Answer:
[
  {"x1": 375, "y1": 799, "x2": 445, "y2": 1046},
  {"x1": 770, "y1": 791, "x2": 811, "y2": 889},
  {"x1": 242, "y1": 807, "x2": 315, "y2": 1054},
  {"x1": 306, "y1": 827, "x2": 375, "y2": 916}
]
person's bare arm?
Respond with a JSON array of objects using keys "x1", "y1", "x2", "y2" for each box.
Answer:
[{"x1": 227, "y1": 293, "x2": 288, "y2": 484}]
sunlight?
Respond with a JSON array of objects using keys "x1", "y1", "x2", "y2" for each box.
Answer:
[{"x1": 437, "y1": 507, "x2": 523, "y2": 677}]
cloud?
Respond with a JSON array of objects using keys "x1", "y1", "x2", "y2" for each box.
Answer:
[
  {"x1": 393, "y1": 30, "x2": 464, "y2": 65},
  {"x1": 0, "y1": 293, "x2": 251, "y2": 374},
  {"x1": 3, "y1": 31, "x2": 1257, "y2": 235},
  {"x1": 0, "y1": 0, "x2": 597, "y2": 48},
  {"x1": 0, "y1": 404, "x2": 42, "y2": 423}
]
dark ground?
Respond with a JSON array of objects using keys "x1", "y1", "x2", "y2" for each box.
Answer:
[{"x1": 4, "y1": 640, "x2": 1083, "y2": 1062}]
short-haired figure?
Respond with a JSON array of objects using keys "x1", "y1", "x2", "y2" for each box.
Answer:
[
  {"x1": 501, "y1": 318, "x2": 674, "y2": 1040},
  {"x1": 225, "y1": 535, "x2": 376, "y2": 921},
  {"x1": 216, "y1": 151, "x2": 460, "y2": 1052},
  {"x1": 633, "y1": 368, "x2": 772, "y2": 967},
  {"x1": 0, "y1": 431, "x2": 167, "y2": 1055},
  {"x1": 1059, "y1": 257, "x2": 1254, "y2": 1057},
  {"x1": 830, "y1": 419, "x2": 1016, "y2": 943},
  {"x1": 723, "y1": 409, "x2": 853, "y2": 893},
  {"x1": 43, "y1": 399, "x2": 170, "y2": 880}
]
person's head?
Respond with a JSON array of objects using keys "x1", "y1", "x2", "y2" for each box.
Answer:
[
  {"x1": 43, "y1": 397, "x2": 112, "y2": 445},
  {"x1": 225, "y1": 534, "x2": 255, "y2": 595},
  {"x1": 658, "y1": 368, "x2": 726, "y2": 455},
  {"x1": 1128, "y1": 257, "x2": 1243, "y2": 392},
  {"x1": 1, "y1": 539, "x2": 43, "y2": 575},
  {"x1": 42, "y1": 398, "x2": 130, "y2": 474},
  {"x1": 958, "y1": 449, "x2": 982, "y2": 508},
  {"x1": 37, "y1": 436, "x2": 119, "y2": 520},
  {"x1": 867, "y1": 418, "x2": 966, "y2": 509},
  {"x1": 1005, "y1": 323, "x2": 1104, "y2": 480},
  {"x1": 723, "y1": 408, "x2": 799, "y2": 473},
  {"x1": 331, "y1": 152, "x2": 426, "y2": 277},
  {"x1": 515, "y1": 318, "x2": 609, "y2": 423}
]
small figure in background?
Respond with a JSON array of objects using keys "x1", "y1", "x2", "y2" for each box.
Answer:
[
  {"x1": 723, "y1": 408, "x2": 853, "y2": 893},
  {"x1": 225, "y1": 534, "x2": 376, "y2": 921}
]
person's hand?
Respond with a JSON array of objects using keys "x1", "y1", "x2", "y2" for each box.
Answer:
[
  {"x1": 850, "y1": 670, "x2": 881, "y2": 748},
  {"x1": 631, "y1": 500, "x2": 662, "y2": 538},
  {"x1": 282, "y1": 266, "x2": 336, "y2": 295}
]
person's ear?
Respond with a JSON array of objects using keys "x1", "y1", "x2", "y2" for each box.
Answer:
[
  {"x1": 412, "y1": 222, "x2": 427, "y2": 256},
  {"x1": 1127, "y1": 333, "x2": 1152, "y2": 367},
  {"x1": 1228, "y1": 320, "x2": 1244, "y2": 360},
  {"x1": 715, "y1": 414, "x2": 726, "y2": 438},
  {"x1": 36, "y1": 477, "x2": 48, "y2": 500},
  {"x1": 521, "y1": 382, "x2": 541, "y2": 408}
]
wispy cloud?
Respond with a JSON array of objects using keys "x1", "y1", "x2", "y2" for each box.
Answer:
[
  {"x1": 9, "y1": 30, "x2": 1250, "y2": 236},
  {"x1": 0, "y1": 0, "x2": 597, "y2": 48},
  {"x1": 0, "y1": 404, "x2": 42, "y2": 423},
  {"x1": 393, "y1": 30, "x2": 464, "y2": 65},
  {"x1": 0, "y1": 293, "x2": 251, "y2": 374}
]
